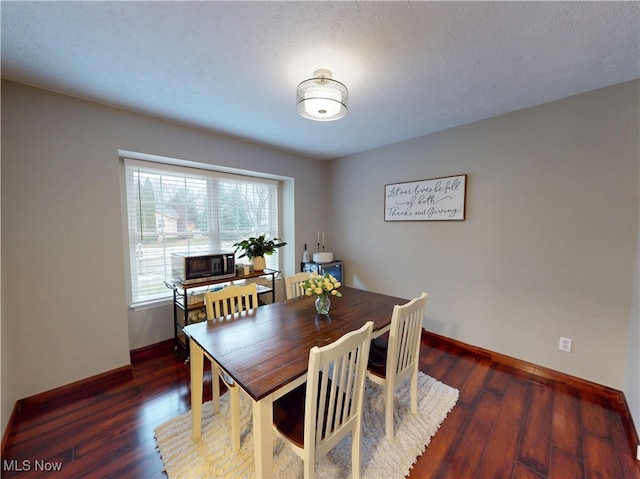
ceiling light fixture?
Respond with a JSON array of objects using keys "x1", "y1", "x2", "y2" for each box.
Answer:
[{"x1": 296, "y1": 69, "x2": 348, "y2": 121}]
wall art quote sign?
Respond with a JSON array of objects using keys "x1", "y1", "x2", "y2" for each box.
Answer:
[{"x1": 384, "y1": 174, "x2": 467, "y2": 221}]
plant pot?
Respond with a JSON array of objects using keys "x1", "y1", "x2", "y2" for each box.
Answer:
[{"x1": 252, "y1": 256, "x2": 266, "y2": 272}]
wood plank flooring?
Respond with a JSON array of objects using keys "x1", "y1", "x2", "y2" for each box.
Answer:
[{"x1": 2, "y1": 334, "x2": 639, "y2": 478}]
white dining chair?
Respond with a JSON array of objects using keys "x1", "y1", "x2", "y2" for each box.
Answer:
[
  {"x1": 366, "y1": 292, "x2": 428, "y2": 441},
  {"x1": 284, "y1": 272, "x2": 312, "y2": 299},
  {"x1": 203, "y1": 283, "x2": 259, "y2": 451},
  {"x1": 273, "y1": 321, "x2": 373, "y2": 479}
]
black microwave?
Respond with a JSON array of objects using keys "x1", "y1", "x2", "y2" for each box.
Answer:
[{"x1": 171, "y1": 252, "x2": 236, "y2": 285}]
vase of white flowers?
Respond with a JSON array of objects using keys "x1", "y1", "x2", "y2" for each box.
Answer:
[
  {"x1": 315, "y1": 295, "x2": 331, "y2": 315},
  {"x1": 303, "y1": 272, "x2": 343, "y2": 315}
]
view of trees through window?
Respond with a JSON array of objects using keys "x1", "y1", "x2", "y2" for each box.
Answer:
[{"x1": 125, "y1": 160, "x2": 279, "y2": 304}]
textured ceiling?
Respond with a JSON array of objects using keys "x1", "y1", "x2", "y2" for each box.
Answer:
[{"x1": 1, "y1": 1, "x2": 639, "y2": 160}]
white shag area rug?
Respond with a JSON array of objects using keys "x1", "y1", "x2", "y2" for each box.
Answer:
[{"x1": 155, "y1": 372, "x2": 458, "y2": 479}]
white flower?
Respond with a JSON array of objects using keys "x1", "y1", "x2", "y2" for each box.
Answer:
[{"x1": 302, "y1": 272, "x2": 343, "y2": 298}]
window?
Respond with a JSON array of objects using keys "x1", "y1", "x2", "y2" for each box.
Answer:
[{"x1": 124, "y1": 158, "x2": 281, "y2": 306}]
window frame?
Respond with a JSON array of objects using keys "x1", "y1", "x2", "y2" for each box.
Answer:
[{"x1": 122, "y1": 157, "x2": 282, "y2": 308}]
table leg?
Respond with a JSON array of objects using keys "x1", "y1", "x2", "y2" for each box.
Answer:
[
  {"x1": 211, "y1": 363, "x2": 220, "y2": 414},
  {"x1": 252, "y1": 396, "x2": 274, "y2": 478},
  {"x1": 190, "y1": 341, "x2": 204, "y2": 440}
]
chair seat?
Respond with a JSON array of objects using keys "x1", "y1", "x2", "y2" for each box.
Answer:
[
  {"x1": 367, "y1": 337, "x2": 388, "y2": 378},
  {"x1": 273, "y1": 382, "x2": 307, "y2": 447},
  {"x1": 273, "y1": 374, "x2": 341, "y2": 448}
]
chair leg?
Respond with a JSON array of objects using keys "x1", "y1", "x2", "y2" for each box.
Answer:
[
  {"x1": 410, "y1": 369, "x2": 418, "y2": 415},
  {"x1": 352, "y1": 426, "x2": 362, "y2": 479},
  {"x1": 385, "y1": 384, "x2": 395, "y2": 442},
  {"x1": 211, "y1": 361, "x2": 220, "y2": 414},
  {"x1": 230, "y1": 385, "x2": 241, "y2": 451},
  {"x1": 303, "y1": 457, "x2": 316, "y2": 479}
]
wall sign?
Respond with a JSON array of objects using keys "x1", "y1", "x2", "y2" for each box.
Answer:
[{"x1": 384, "y1": 174, "x2": 467, "y2": 221}]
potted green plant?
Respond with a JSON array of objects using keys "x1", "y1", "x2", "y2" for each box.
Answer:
[{"x1": 233, "y1": 234, "x2": 287, "y2": 272}]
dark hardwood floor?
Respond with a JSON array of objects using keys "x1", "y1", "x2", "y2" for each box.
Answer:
[{"x1": 2, "y1": 334, "x2": 639, "y2": 478}]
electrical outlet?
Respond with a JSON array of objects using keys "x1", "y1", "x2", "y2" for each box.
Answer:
[{"x1": 559, "y1": 337, "x2": 572, "y2": 353}]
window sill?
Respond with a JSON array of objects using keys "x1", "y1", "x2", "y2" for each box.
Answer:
[{"x1": 129, "y1": 298, "x2": 172, "y2": 312}]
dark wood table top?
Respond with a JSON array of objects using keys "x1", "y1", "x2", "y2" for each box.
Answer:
[{"x1": 184, "y1": 286, "x2": 407, "y2": 401}]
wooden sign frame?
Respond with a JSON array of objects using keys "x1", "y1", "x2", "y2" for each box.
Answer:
[{"x1": 384, "y1": 174, "x2": 467, "y2": 221}]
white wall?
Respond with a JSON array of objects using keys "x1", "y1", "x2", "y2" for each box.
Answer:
[
  {"x1": 1, "y1": 80, "x2": 329, "y2": 405},
  {"x1": 0, "y1": 146, "x2": 13, "y2": 436},
  {"x1": 328, "y1": 81, "x2": 639, "y2": 391},
  {"x1": 625, "y1": 141, "x2": 640, "y2": 439},
  {"x1": 2, "y1": 79, "x2": 638, "y2": 443}
]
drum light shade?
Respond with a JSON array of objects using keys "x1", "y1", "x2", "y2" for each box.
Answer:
[{"x1": 296, "y1": 69, "x2": 348, "y2": 121}]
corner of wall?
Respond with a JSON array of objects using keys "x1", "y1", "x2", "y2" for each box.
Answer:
[{"x1": 1, "y1": 153, "x2": 17, "y2": 442}]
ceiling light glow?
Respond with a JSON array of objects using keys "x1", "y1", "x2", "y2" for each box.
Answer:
[{"x1": 296, "y1": 69, "x2": 348, "y2": 121}]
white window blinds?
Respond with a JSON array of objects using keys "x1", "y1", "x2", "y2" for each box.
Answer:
[{"x1": 124, "y1": 159, "x2": 280, "y2": 305}]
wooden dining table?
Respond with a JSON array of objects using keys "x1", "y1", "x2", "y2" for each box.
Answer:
[{"x1": 184, "y1": 286, "x2": 407, "y2": 479}]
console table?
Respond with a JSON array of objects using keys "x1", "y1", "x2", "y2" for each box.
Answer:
[{"x1": 166, "y1": 268, "x2": 277, "y2": 359}]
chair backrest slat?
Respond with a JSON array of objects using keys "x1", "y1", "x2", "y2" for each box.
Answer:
[
  {"x1": 284, "y1": 272, "x2": 312, "y2": 300},
  {"x1": 388, "y1": 293, "x2": 428, "y2": 377},
  {"x1": 204, "y1": 283, "x2": 259, "y2": 321},
  {"x1": 305, "y1": 321, "x2": 373, "y2": 456}
]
